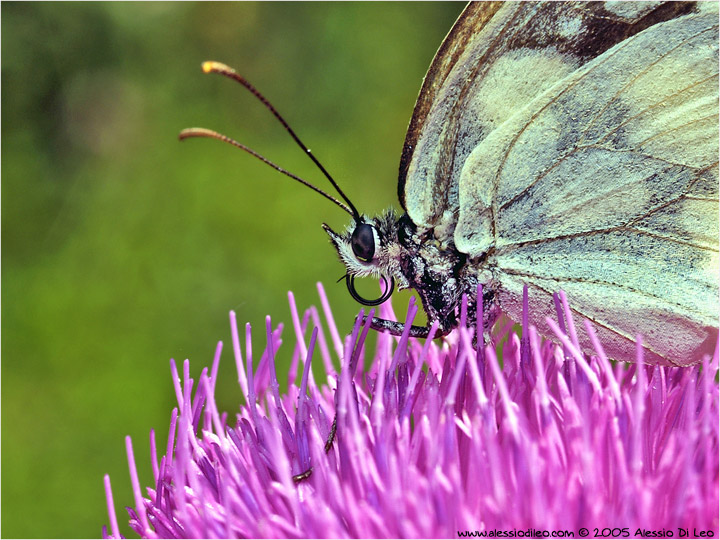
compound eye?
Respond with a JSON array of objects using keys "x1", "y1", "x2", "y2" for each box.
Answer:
[{"x1": 351, "y1": 223, "x2": 375, "y2": 262}]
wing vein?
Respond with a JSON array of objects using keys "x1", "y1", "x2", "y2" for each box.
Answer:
[
  {"x1": 496, "y1": 225, "x2": 719, "y2": 253},
  {"x1": 578, "y1": 24, "x2": 719, "y2": 146},
  {"x1": 507, "y1": 279, "x2": 679, "y2": 364},
  {"x1": 580, "y1": 144, "x2": 713, "y2": 171},
  {"x1": 594, "y1": 74, "x2": 718, "y2": 147},
  {"x1": 502, "y1": 269, "x2": 710, "y2": 320},
  {"x1": 626, "y1": 159, "x2": 719, "y2": 223},
  {"x1": 633, "y1": 110, "x2": 719, "y2": 148}
]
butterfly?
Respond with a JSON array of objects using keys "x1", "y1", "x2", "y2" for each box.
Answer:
[{"x1": 182, "y1": 1, "x2": 719, "y2": 367}]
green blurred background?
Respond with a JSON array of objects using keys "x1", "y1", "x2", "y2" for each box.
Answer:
[{"x1": 2, "y1": 2, "x2": 464, "y2": 538}]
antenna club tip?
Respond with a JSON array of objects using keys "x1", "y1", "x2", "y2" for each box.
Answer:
[
  {"x1": 179, "y1": 127, "x2": 217, "y2": 142},
  {"x1": 202, "y1": 61, "x2": 232, "y2": 74},
  {"x1": 178, "y1": 128, "x2": 194, "y2": 141}
]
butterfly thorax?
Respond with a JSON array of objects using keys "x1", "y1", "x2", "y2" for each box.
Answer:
[
  {"x1": 393, "y1": 213, "x2": 465, "y2": 329},
  {"x1": 399, "y1": 212, "x2": 505, "y2": 334}
]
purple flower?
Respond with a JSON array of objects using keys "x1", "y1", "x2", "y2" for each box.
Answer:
[{"x1": 103, "y1": 284, "x2": 719, "y2": 538}]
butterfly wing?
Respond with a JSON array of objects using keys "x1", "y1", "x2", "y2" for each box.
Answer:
[
  {"x1": 450, "y1": 4, "x2": 718, "y2": 365},
  {"x1": 399, "y1": 1, "x2": 701, "y2": 237},
  {"x1": 400, "y1": 2, "x2": 718, "y2": 364}
]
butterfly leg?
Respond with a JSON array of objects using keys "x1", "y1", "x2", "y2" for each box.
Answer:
[
  {"x1": 367, "y1": 316, "x2": 450, "y2": 338},
  {"x1": 292, "y1": 414, "x2": 338, "y2": 483}
]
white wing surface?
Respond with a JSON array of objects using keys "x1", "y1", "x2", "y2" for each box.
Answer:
[{"x1": 454, "y1": 6, "x2": 718, "y2": 365}]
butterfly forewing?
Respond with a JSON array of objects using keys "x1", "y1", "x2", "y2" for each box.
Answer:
[{"x1": 400, "y1": 1, "x2": 704, "y2": 235}]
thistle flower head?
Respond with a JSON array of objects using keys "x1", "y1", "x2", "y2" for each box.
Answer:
[{"x1": 103, "y1": 284, "x2": 719, "y2": 538}]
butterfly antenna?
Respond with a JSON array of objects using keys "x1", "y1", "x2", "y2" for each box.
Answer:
[
  {"x1": 181, "y1": 60, "x2": 362, "y2": 222},
  {"x1": 179, "y1": 128, "x2": 353, "y2": 217}
]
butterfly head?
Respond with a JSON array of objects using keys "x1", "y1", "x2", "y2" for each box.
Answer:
[{"x1": 323, "y1": 209, "x2": 408, "y2": 306}]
